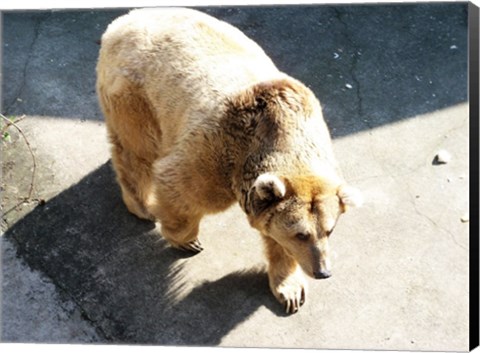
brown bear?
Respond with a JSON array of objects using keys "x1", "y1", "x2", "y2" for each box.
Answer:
[{"x1": 96, "y1": 8, "x2": 362, "y2": 314}]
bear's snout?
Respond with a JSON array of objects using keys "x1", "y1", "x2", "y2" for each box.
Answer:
[
  {"x1": 309, "y1": 240, "x2": 331, "y2": 279},
  {"x1": 313, "y1": 269, "x2": 332, "y2": 279}
]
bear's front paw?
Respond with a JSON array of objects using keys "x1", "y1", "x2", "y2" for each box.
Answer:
[{"x1": 270, "y1": 270, "x2": 308, "y2": 314}]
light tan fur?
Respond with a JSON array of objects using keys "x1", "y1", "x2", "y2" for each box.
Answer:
[{"x1": 96, "y1": 8, "x2": 361, "y2": 314}]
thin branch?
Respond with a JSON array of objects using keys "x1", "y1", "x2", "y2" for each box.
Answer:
[
  {"x1": 1, "y1": 114, "x2": 36, "y2": 201},
  {"x1": 1, "y1": 115, "x2": 26, "y2": 136}
]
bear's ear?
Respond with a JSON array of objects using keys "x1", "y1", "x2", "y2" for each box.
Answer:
[
  {"x1": 337, "y1": 185, "x2": 363, "y2": 211},
  {"x1": 229, "y1": 78, "x2": 309, "y2": 115},
  {"x1": 252, "y1": 79, "x2": 308, "y2": 114},
  {"x1": 246, "y1": 173, "x2": 286, "y2": 216},
  {"x1": 228, "y1": 83, "x2": 270, "y2": 114},
  {"x1": 253, "y1": 173, "x2": 286, "y2": 200}
]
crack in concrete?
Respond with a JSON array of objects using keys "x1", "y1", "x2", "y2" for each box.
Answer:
[
  {"x1": 7, "y1": 231, "x2": 110, "y2": 342},
  {"x1": 387, "y1": 167, "x2": 469, "y2": 252},
  {"x1": 69, "y1": 296, "x2": 113, "y2": 342},
  {"x1": 48, "y1": 277, "x2": 112, "y2": 342},
  {"x1": 350, "y1": 54, "x2": 364, "y2": 118},
  {"x1": 410, "y1": 197, "x2": 468, "y2": 252},
  {"x1": 5, "y1": 13, "x2": 52, "y2": 114},
  {"x1": 332, "y1": 7, "x2": 365, "y2": 121}
]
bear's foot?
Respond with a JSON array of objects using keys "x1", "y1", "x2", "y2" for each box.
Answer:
[
  {"x1": 123, "y1": 190, "x2": 155, "y2": 221},
  {"x1": 282, "y1": 284, "x2": 306, "y2": 314},
  {"x1": 275, "y1": 281, "x2": 306, "y2": 314},
  {"x1": 177, "y1": 239, "x2": 204, "y2": 254},
  {"x1": 270, "y1": 268, "x2": 308, "y2": 314}
]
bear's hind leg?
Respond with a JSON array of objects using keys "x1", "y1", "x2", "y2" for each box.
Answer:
[
  {"x1": 99, "y1": 80, "x2": 161, "y2": 221},
  {"x1": 160, "y1": 213, "x2": 203, "y2": 253},
  {"x1": 109, "y1": 132, "x2": 155, "y2": 221},
  {"x1": 146, "y1": 158, "x2": 205, "y2": 253}
]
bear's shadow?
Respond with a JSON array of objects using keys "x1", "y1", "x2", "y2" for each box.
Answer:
[{"x1": 4, "y1": 161, "x2": 285, "y2": 345}]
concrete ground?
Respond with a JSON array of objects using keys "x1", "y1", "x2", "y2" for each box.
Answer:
[{"x1": 0, "y1": 4, "x2": 471, "y2": 350}]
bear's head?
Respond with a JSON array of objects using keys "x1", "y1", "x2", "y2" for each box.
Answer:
[{"x1": 245, "y1": 173, "x2": 362, "y2": 279}]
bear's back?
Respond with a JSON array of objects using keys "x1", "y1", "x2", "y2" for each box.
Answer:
[
  {"x1": 100, "y1": 8, "x2": 280, "y2": 102},
  {"x1": 98, "y1": 8, "x2": 282, "y2": 144}
]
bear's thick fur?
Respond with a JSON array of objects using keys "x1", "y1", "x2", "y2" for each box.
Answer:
[{"x1": 96, "y1": 8, "x2": 362, "y2": 313}]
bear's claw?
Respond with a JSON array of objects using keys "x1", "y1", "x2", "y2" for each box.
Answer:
[
  {"x1": 179, "y1": 239, "x2": 204, "y2": 254},
  {"x1": 283, "y1": 286, "x2": 306, "y2": 314}
]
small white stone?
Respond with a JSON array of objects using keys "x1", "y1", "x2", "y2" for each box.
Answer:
[
  {"x1": 450, "y1": 45, "x2": 458, "y2": 50},
  {"x1": 435, "y1": 149, "x2": 451, "y2": 164},
  {"x1": 345, "y1": 83, "x2": 353, "y2": 89},
  {"x1": 333, "y1": 52, "x2": 340, "y2": 59},
  {"x1": 460, "y1": 213, "x2": 469, "y2": 223}
]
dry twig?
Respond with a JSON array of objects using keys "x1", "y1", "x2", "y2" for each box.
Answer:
[
  {"x1": 1, "y1": 115, "x2": 25, "y2": 136},
  {"x1": 1, "y1": 114, "x2": 36, "y2": 201}
]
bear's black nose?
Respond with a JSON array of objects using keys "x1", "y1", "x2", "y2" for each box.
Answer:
[{"x1": 313, "y1": 270, "x2": 332, "y2": 279}]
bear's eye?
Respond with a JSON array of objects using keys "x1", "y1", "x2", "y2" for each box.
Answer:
[{"x1": 295, "y1": 232, "x2": 310, "y2": 241}]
